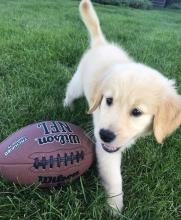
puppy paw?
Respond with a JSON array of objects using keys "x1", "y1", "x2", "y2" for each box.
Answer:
[
  {"x1": 107, "y1": 194, "x2": 123, "y2": 216},
  {"x1": 63, "y1": 96, "x2": 71, "y2": 107},
  {"x1": 63, "y1": 98, "x2": 75, "y2": 112}
]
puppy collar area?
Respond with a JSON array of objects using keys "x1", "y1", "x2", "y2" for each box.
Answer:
[{"x1": 101, "y1": 143, "x2": 120, "y2": 153}]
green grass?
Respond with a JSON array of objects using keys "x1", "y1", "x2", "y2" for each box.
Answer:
[{"x1": 0, "y1": 0, "x2": 181, "y2": 219}]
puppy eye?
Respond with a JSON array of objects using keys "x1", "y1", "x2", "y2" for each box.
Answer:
[
  {"x1": 131, "y1": 108, "x2": 142, "y2": 117},
  {"x1": 106, "y1": 97, "x2": 113, "y2": 106}
]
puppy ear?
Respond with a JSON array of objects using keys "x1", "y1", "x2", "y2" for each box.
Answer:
[
  {"x1": 153, "y1": 95, "x2": 181, "y2": 143},
  {"x1": 87, "y1": 92, "x2": 103, "y2": 114}
]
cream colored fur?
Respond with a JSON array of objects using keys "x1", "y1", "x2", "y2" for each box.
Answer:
[{"x1": 64, "y1": 0, "x2": 181, "y2": 215}]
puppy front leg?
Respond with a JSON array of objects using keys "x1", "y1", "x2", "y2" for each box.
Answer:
[{"x1": 96, "y1": 144, "x2": 123, "y2": 214}]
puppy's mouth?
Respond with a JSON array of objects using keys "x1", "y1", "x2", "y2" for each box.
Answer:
[{"x1": 101, "y1": 143, "x2": 120, "y2": 153}]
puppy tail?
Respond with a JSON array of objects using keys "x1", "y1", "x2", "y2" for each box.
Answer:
[{"x1": 79, "y1": 0, "x2": 106, "y2": 47}]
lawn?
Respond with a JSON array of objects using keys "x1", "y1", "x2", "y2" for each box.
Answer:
[{"x1": 0, "y1": 0, "x2": 181, "y2": 219}]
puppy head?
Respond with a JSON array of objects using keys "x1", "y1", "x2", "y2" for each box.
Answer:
[{"x1": 89, "y1": 63, "x2": 181, "y2": 153}]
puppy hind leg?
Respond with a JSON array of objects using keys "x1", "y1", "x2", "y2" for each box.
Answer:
[{"x1": 64, "y1": 70, "x2": 83, "y2": 107}]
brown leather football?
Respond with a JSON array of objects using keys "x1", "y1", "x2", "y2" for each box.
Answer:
[{"x1": 0, "y1": 121, "x2": 95, "y2": 187}]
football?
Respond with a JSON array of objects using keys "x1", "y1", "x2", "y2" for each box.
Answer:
[{"x1": 0, "y1": 121, "x2": 95, "y2": 187}]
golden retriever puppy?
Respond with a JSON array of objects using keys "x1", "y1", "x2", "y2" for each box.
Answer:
[{"x1": 64, "y1": 0, "x2": 181, "y2": 215}]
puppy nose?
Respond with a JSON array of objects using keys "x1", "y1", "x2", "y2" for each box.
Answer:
[{"x1": 99, "y1": 129, "x2": 116, "y2": 143}]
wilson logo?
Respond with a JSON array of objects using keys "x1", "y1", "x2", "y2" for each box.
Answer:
[
  {"x1": 36, "y1": 134, "x2": 80, "y2": 145},
  {"x1": 38, "y1": 171, "x2": 79, "y2": 184}
]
